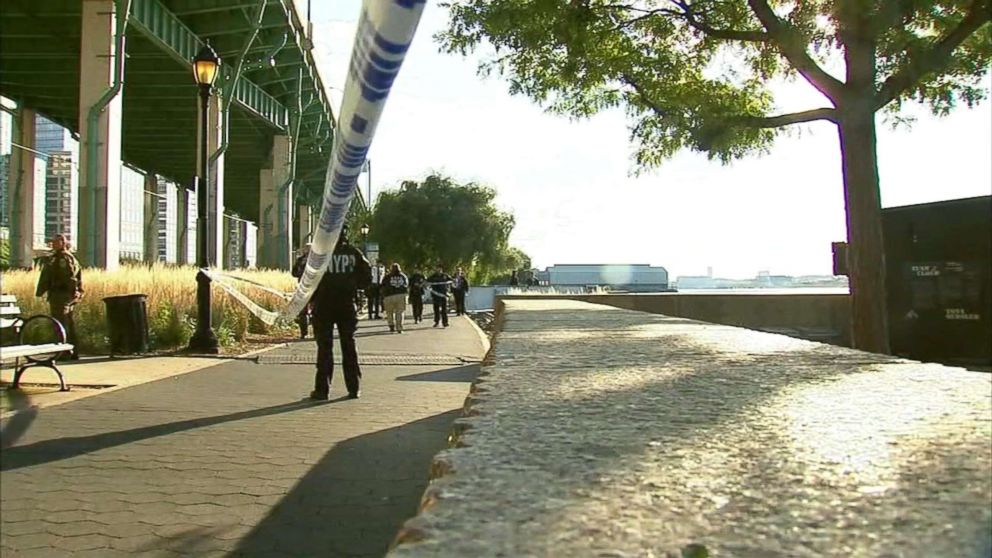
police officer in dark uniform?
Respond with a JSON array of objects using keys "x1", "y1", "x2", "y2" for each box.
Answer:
[
  {"x1": 426, "y1": 266, "x2": 452, "y2": 328},
  {"x1": 309, "y1": 225, "x2": 372, "y2": 400},
  {"x1": 408, "y1": 268, "x2": 426, "y2": 323},
  {"x1": 35, "y1": 234, "x2": 83, "y2": 360}
]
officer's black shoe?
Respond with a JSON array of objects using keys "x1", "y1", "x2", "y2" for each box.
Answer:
[
  {"x1": 348, "y1": 391, "x2": 360, "y2": 399},
  {"x1": 389, "y1": 325, "x2": 395, "y2": 332},
  {"x1": 309, "y1": 390, "x2": 329, "y2": 401}
]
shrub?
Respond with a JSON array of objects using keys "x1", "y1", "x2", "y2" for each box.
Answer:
[{"x1": 1, "y1": 263, "x2": 297, "y2": 354}]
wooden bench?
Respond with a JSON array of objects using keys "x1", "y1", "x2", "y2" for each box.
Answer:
[{"x1": 0, "y1": 294, "x2": 73, "y2": 391}]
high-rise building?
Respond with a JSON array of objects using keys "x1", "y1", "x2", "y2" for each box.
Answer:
[
  {"x1": 187, "y1": 190, "x2": 197, "y2": 264},
  {"x1": 43, "y1": 152, "x2": 76, "y2": 244},
  {"x1": 0, "y1": 107, "x2": 13, "y2": 230},
  {"x1": 156, "y1": 176, "x2": 177, "y2": 263},
  {"x1": 34, "y1": 116, "x2": 79, "y2": 246},
  {"x1": 120, "y1": 164, "x2": 145, "y2": 261}
]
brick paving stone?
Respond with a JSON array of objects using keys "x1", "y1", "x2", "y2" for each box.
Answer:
[{"x1": 2, "y1": 316, "x2": 485, "y2": 557}]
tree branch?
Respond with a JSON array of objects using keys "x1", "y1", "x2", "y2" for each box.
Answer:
[
  {"x1": 740, "y1": 107, "x2": 838, "y2": 127},
  {"x1": 672, "y1": 1, "x2": 768, "y2": 42},
  {"x1": 874, "y1": 0, "x2": 992, "y2": 109},
  {"x1": 622, "y1": 73, "x2": 838, "y2": 128},
  {"x1": 870, "y1": 0, "x2": 918, "y2": 34},
  {"x1": 747, "y1": 0, "x2": 844, "y2": 103},
  {"x1": 621, "y1": 74, "x2": 666, "y2": 115}
]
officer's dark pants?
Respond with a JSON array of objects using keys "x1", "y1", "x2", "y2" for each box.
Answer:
[
  {"x1": 367, "y1": 286, "x2": 381, "y2": 318},
  {"x1": 432, "y1": 295, "x2": 449, "y2": 326},
  {"x1": 312, "y1": 307, "x2": 361, "y2": 396},
  {"x1": 411, "y1": 296, "x2": 424, "y2": 322},
  {"x1": 454, "y1": 290, "x2": 467, "y2": 315},
  {"x1": 48, "y1": 294, "x2": 78, "y2": 358}
]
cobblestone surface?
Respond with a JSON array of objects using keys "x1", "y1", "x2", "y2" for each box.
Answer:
[
  {"x1": 1, "y1": 317, "x2": 486, "y2": 557},
  {"x1": 390, "y1": 299, "x2": 992, "y2": 557}
]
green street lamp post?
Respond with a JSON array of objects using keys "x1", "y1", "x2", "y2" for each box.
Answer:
[{"x1": 188, "y1": 44, "x2": 221, "y2": 353}]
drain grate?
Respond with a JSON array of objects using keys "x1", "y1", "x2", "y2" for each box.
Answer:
[{"x1": 256, "y1": 353, "x2": 476, "y2": 366}]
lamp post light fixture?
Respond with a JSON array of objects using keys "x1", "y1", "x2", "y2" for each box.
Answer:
[
  {"x1": 188, "y1": 43, "x2": 221, "y2": 354},
  {"x1": 360, "y1": 223, "x2": 370, "y2": 253}
]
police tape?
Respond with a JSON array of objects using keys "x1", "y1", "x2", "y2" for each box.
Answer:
[
  {"x1": 202, "y1": 269, "x2": 282, "y2": 326},
  {"x1": 280, "y1": 0, "x2": 425, "y2": 320},
  {"x1": 209, "y1": 271, "x2": 292, "y2": 301}
]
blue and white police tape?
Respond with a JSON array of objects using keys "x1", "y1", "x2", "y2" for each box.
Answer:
[
  {"x1": 280, "y1": 0, "x2": 425, "y2": 320},
  {"x1": 202, "y1": 269, "x2": 284, "y2": 326}
]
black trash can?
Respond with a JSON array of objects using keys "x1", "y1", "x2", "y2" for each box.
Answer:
[{"x1": 103, "y1": 294, "x2": 150, "y2": 355}]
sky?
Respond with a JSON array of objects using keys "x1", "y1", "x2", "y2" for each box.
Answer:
[{"x1": 309, "y1": 1, "x2": 992, "y2": 280}]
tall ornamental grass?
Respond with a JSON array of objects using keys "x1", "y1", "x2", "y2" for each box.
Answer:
[{"x1": 1, "y1": 263, "x2": 297, "y2": 353}]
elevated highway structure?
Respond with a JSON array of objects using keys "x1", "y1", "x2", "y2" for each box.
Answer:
[{"x1": 1, "y1": 0, "x2": 338, "y2": 269}]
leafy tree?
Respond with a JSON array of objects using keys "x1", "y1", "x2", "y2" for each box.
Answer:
[
  {"x1": 440, "y1": 0, "x2": 992, "y2": 353},
  {"x1": 368, "y1": 173, "x2": 527, "y2": 283}
]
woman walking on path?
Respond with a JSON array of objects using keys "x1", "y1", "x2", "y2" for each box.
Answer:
[{"x1": 381, "y1": 263, "x2": 410, "y2": 333}]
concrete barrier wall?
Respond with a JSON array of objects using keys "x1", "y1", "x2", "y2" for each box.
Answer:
[{"x1": 499, "y1": 292, "x2": 852, "y2": 345}]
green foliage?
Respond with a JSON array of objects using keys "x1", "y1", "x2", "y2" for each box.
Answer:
[
  {"x1": 369, "y1": 173, "x2": 528, "y2": 283},
  {"x1": 440, "y1": 0, "x2": 991, "y2": 166}
]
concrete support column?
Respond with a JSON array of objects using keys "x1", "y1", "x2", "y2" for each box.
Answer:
[
  {"x1": 257, "y1": 134, "x2": 292, "y2": 269},
  {"x1": 199, "y1": 95, "x2": 226, "y2": 268},
  {"x1": 7, "y1": 108, "x2": 46, "y2": 267},
  {"x1": 78, "y1": 0, "x2": 125, "y2": 270},
  {"x1": 176, "y1": 186, "x2": 189, "y2": 265},
  {"x1": 297, "y1": 204, "x2": 310, "y2": 248},
  {"x1": 142, "y1": 174, "x2": 159, "y2": 263}
]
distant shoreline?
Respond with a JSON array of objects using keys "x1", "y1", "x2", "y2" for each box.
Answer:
[{"x1": 675, "y1": 287, "x2": 849, "y2": 295}]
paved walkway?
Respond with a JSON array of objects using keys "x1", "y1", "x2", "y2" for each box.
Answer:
[
  {"x1": 392, "y1": 300, "x2": 992, "y2": 557},
  {"x1": 1, "y1": 315, "x2": 486, "y2": 558}
]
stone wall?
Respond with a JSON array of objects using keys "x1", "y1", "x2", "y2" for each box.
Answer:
[{"x1": 503, "y1": 292, "x2": 852, "y2": 346}]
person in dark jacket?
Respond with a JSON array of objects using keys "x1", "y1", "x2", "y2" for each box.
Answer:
[
  {"x1": 308, "y1": 226, "x2": 372, "y2": 400},
  {"x1": 380, "y1": 263, "x2": 409, "y2": 333},
  {"x1": 291, "y1": 244, "x2": 312, "y2": 339},
  {"x1": 452, "y1": 267, "x2": 470, "y2": 316},
  {"x1": 35, "y1": 234, "x2": 83, "y2": 360},
  {"x1": 408, "y1": 268, "x2": 426, "y2": 323},
  {"x1": 426, "y1": 266, "x2": 452, "y2": 328}
]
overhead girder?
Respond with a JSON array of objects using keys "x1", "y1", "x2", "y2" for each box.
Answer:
[{"x1": 0, "y1": 0, "x2": 334, "y2": 223}]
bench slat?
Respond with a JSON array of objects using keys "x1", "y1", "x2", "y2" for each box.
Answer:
[
  {"x1": 0, "y1": 344, "x2": 74, "y2": 360},
  {"x1": 0, "y1": 295, "x2": 16, "y2": 303},
  {"x1": 0, "y1": 318, "x2": 21, "y2": 329},
  {"x1": 0, "y1": 306, "x2": 22, "y2": 316}
]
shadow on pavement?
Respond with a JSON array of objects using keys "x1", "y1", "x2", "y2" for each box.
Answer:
[
  {"x1": 223, "y1": 409, "x2": 462, "y2": 557},
  {"x1": 395, "y1": 364, "x2": 480, "y2": 383},
  {"x1": 1, "y1": 399, "x2": 329, "y2": 471},
  {"x1": 0, "y1": 388, "x2": 37, "y2": 449}
]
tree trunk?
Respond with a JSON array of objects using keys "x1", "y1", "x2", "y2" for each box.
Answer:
[{"x1": 837, "y1": 102, "x2": 891, "y2": 354}]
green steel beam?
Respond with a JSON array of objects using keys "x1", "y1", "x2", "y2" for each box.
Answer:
[{"x1": 129, "y1": 0, "x2": 289, "y2": 130}]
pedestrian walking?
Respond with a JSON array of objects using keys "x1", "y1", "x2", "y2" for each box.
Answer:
[
  {"x1": 381, "y1": 263, "x2": 409, "y2": 333},
  {"x1": 408, "y1": 268, "x2": 426, "y2": 323},
  {"x1": 291, "y1": 244, "x2": 312, "y2": 339},
  {"x1": 452, "y1": 267, "x2": 470, "y2": 316},
  {"x1": 35, "y1": 234, "x2": 82, "y2": 360},
  {"x1": 426, "y1": 266, "x2": 452, "y2": 328},
  {"x1": 367, "y1": 264, "x2": 383, "y2": 320},
  {"x1": 510, "y1": 270, "x2": 519, "y2": 286},
  {"x1": 309, "y1": 225, "x2": 372, "y2": 401}
]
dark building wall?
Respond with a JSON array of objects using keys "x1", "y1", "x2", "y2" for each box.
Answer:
[{"x1": 883, "y1": 196, "x2": 991, "y2": 365}]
